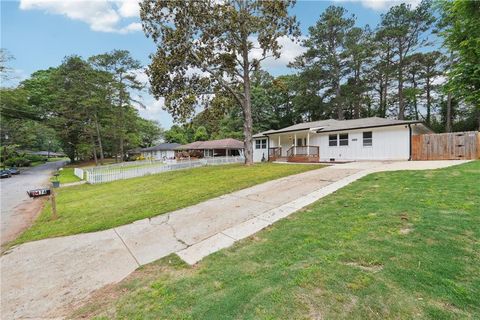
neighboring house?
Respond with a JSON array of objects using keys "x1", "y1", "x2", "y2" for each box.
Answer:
[
  {"x1": 176, "y1": 138, "x2": 244, "y2": 158},
  {"x1": 252, "y1": 117, "x2": 432, "y2": 163},
  {"x1": 138, "y1": 143, "x2": 182, "y2": 160},
  {"x1": 34, "y1": 151, "x2": 62, "y2": 157}
]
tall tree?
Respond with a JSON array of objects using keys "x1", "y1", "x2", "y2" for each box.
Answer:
[
  {"x1": 371, "y1": 29, "x2": 396, "y2": 117},
  {"x1": 136, "y1": 118, "x2": 163, "y2": 148},
  {"x1": 379, "y1": 1, "x2": 434, "y2": 119},
  {"x1": 420, "y1": 51, "x2": 445, "y2": 125},
  {"x1": 344, "y1": 26, "x2": 373, "y2": 118},
  {"x1": 0, "y1": 49, "x2": 14, "y2": 82},
  {"x1": 293, "y1": 6, "x2": 354, "y2": 120},
  {"x1": 89, "y1": 50, "x2": 144, "y2": 162},
  {"x1": 404, "y1": 53, "x2": 424, "y2": 120},
  {"x1": 437, "y1": 0, "x2": 480, "y2": 130},
  {"x1": 140, "y1": 0, "x2": 299, "y2": 165}
]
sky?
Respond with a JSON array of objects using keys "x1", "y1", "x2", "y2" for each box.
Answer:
[{"x1": 1, "y1": 0, "x2": 422, "y2": 129}]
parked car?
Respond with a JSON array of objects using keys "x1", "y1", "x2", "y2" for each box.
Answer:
[
  {"x1": 0, "y1": 170, "x2": 12, "y2": 178},
  {"x1": 7, "y1": 167, "x2": 20, "y2": 175}
]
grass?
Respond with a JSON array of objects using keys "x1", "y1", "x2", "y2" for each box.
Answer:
[
  {"x1": 12, "y1": 163, "x2": 322, "y2": 245},
  {"x1": 26, "y1": 157, "x2": 68, "y2": 168},
  {"x1": 71, "y1": 161, "x2": 480, "y2": 320},
  {"x1": 52, "y1": 167, "x2": 82, "y2": 184}
]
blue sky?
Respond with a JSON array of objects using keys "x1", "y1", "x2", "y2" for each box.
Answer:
[{"x1": 1, "y1": 0, "x2": 421, "y2": 129}]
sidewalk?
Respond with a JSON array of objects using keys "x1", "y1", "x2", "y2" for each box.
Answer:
[{"x1": 0, "y1": 160, "x2": 468, "y2": 319}]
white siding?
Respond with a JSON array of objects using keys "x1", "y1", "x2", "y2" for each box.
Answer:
[
  {"x1": 318, "y1": 125, "x2": 410, "y2": 161},
  {"x1": 142, "y1": 150, "x2": 176, "y2": 160},
  {"x1": 253, "y1": 137, "x2": 268, "y2": 162}
]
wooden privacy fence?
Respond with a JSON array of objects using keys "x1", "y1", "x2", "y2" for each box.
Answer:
[
  {"x1": 412, "y1": 131, "x2": 480, "y2": 160},
  {"x1": 84, "y1": 156, "x2": 244, "y2": 184}
]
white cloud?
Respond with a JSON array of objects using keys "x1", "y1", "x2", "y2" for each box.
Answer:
[
  {"x1": 133, "y1": 68, "x2": 149, "y2": 84},
  {"x1": 138, "y1": 96, "x2": 174, "y2": 129},
  {"x1": 432, "y1": 75, "x2": 446, "y2": 86},
  {"x1": 118, "y1": 0, "x2": 140, "y2": 18},
  {"x1": 250, "y1": 36, "x2": 306, "y2": 74},
  {"x1": 334, "y1": 0, "x2": 422, "y2": 11},
  {"x1": 19, "y1": 0, "x2": 142, "y2": 34}
]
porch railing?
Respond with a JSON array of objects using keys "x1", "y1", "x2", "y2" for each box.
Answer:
[
  {"x1": 286, "y1": 146, "x2": 319, "y2": 157},
  {"x1": 268, "y1": 147, "x2": 282, "y2": 159}
]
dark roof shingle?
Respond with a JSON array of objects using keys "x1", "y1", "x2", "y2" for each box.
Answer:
[
  {"x1": 177, "y1": 138, "x2": 244, "y2": 150},
  {"x1": 253, "y1": 117, "x2": 427, "y2": 137},
  {"x1": 139, "y1": 143, "x2": 182, "y2": 152}
]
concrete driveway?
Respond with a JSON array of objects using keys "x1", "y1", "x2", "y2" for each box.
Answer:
[
  {"x1": 0, "y1": 160, "x2": 469, "y2": 319},
  {"x1": 1, "y1": 160, "x2": 68, "y2": 246}
]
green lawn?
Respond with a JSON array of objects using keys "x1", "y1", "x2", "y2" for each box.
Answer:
[
  {"x1": 72, "y1": 161, "x2": 479, "y2": 320},
  {"x1": 13, "y1": 163, "x2": 322, "y2": 245},
  {"x1": 52, "y1": 167, "x2": 82, "y2": 184}
]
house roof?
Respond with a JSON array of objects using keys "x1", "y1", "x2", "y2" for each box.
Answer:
[
  {"x1": 176, "y1": 138, "x2": 244, "y2": 150},
  {"x1": 31, "y1": 151, "x2": 65, "y2": 156},
  {"x1": 139, "y1": 143, "x2": 182, "y2": 152},
  {"x1": 253, "y1": 117, "x2": 430, "y2": 137}
]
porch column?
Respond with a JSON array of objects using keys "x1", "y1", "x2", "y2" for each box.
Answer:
[
  {"x1": 307, "y1": 132, "x2": 310, "y2": 155},
  {"x1": 294, "y1": 133, "x2": 297, "y2": 155},
  {"x1": 278, "y1": 135, "x2": 281, "y2": 156}
]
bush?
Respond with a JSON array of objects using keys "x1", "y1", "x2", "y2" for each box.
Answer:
[
  {"x1": 189, "y1": 150, "x2": 204, "y2": 158},
  {"x1": 5, "y1": 157, "x2": 31, "y2": 167},
  {"x1": 24, "y1": 154, "x2": 48, "y2": 162}
]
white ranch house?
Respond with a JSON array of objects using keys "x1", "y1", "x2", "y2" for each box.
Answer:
[
  {"x1": 137, "y1": 143, "x2": 181, "y2": 160},
  {"x1": 252, "y1": 117, "x2": 432, "y2": 163}
]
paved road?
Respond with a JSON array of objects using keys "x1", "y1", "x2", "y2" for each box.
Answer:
[
  {"x1": 0, "y1": 160, "x2": 469, "y2": 319},
  {"x1": 0, "y1": 160, "x2": 67, "y2": 245}
]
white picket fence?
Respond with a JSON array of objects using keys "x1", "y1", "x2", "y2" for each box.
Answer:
[
  {"x1": 74, "y1": 168, "x2": 84, "y2": 180},
  {"x1": 84, "y1": 156, "x2": 245, "y2": 184},
  {"x1": 93, "y1": 158, "x2": 164, "y2": 169}
]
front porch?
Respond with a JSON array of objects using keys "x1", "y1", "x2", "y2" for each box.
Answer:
[{"x1": 267, "y1": 131, "x2": 320, "y2": 163}]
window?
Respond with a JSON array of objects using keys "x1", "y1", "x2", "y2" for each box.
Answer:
[
  {"x1": 256, "y1": 139, "x2": 267, "y2": 149},
  {"x1": 296, "y1": 138, "x2": 307, "y2": 146},
  {"x1": 363, "y1": 131, "x2": 372, "y2": 146},
  {"x1": 329, "y1": 134, "x2": 337, "y2": 146},
  {"x1": 204, "y1": 149, "x2": 213, "y2": 157},
  {"x1": 339, "y1": 133, "x2": 349, "y2": 146}
]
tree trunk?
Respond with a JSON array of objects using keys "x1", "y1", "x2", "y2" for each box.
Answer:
[
  {"x1": 354, "y1": 70, "x2": 360, "y2": 119},
  {"x1": 118, "y1": 73, "x2": 125, "y2": 162},
  {"x1": 90, "y1": 134, "x2": 98, "y2": 166},
  {"x1": 119, "y1": 107, "x2": 125, "y2": 162},
  {"x1": 94, "y1": 113, "x2": 105, "y2": 165},
  {"x1": 113, "y1": 129, "x2": 119, "y2": 163},
  {"x1": 335, "y1": 78, "x2": 344, "y2": 120},
  {"x1": 242, "y1": 92, "x2": 254, "y2": 166},
  {"x1": 381, "y1": 71, "x2": 389, "y2": 118},
  {"x1": 446, "y1": 92, "x2": 453, "y2": 132},
  {"x1": 446, "y1": 52, "x2": 454, "y2": 133},
  {"x1": 426, "y1": 77, "x2": 431, "y2": 125},
  {"x1": 413, "y1": 75, "x2": 418, "y2": 120},
  {"x1": 241, "y1": 34, "x2": 254, "y2": 165},
  {"x1": 378, "y1": 86, "x2": 384, "y2": 117},
  {"x1": 398, "y1": 49, "x2": 405, "y2": 120}
]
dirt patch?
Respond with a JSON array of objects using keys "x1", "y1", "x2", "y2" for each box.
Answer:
[
  {"x1": 1, "y1": 198, "x2": 46, "y2": 250},
  {"x1": 69, "y1": 255, "x2": 191, "y2": 319},
  {"x1": 344, "y1": 262, "x2": 384, "y2": 273},
  {"x1": 297, "y1": 292, "x2": 324, "y2": 320},
  {"x1": 400, "y1": 227, "x2": 413, "y2": 235}
]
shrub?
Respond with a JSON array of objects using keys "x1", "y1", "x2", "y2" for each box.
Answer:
[
  {"x1": 189, "y1": 150, "x2": 204, "y2": 158},
  {"x1": 5, "y1": 157, "x2": 31, "y2": 167},
  {"x1": 24, "y1": 154, "x2": 48, "y2": 162}
]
